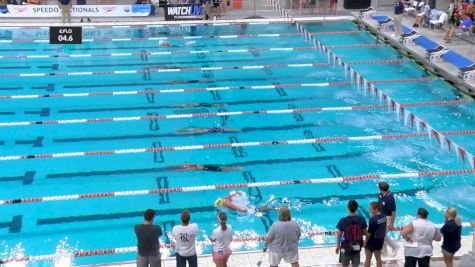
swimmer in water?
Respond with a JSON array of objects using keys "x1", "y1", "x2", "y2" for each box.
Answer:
[
  {"x1": 176, "y1": 127, "x2": 240, "y2": 134},
  {"x1": 255, "y1": 196, "x2": 313, "y2": 212},
  {"x1": 173, "y1": 103, "x2": 227, "y2": 108},
  {"x1": 168, "y1": 164, "x2": 241, "y2": 172},
  {"x1": 214, "y1": 191, "x2": 254, "y2": 213},
  {"x1": 159, "y1": 40, "x2": 196, "y2": 48}
]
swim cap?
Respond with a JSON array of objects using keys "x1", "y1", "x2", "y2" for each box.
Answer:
[
  {"x1": 214, "y1": 198, "x2": 224, "y2": 208},
  {"x1": 159, "y1": 40, "x2": 164, "y2": 45}
]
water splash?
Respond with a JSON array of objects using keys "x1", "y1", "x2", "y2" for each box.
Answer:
[
  {"x1": 53, "y1": 239, "x2": 76, "y2": 267},
  {"x1": 0, "y1": 242, "x2": 26, "y2": 267},
  {"x1": 415, "y1": 190, "x2": 447, "y2": 212},
  {"x1": 296, "y1": 218, "x2": 329, "y2": 245},
  {"x1": 231, "y1": 229, "x2": 260, "y2": 251}
]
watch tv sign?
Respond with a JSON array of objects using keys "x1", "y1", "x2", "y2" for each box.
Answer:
[{"x1": 164, "y1": 4, "x2": 203, "y2": 20}]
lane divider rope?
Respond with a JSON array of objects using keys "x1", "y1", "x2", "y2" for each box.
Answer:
[
  {"x1": 0, "y1": 59, "x2": 406, "y2": 78},
  {"x1": 0, "y1": 77, "x2": 435, "y2": 101},
  {"x1": 1, "y1": 169, "x2": 474, "y2": 205},
  {"x1": 0, "y1": 43, "x2": 384, "y2": 60},
  {"x1": 0, "y1": 46, "x2": 317, "y2": 59},
  {"x1": 3, "y1": 220, "x2": 474, "y2": 263},
  {"x1": 0, "y1": 129, "x2": 474, "y2": 163},
  {"x1": 0, "y1": 32, "x2": 302, "y2": 44},
  {"x1": 0, "y1": 100, "x2": 470, "y2": 128},
  {"x1": 0, "y1": 21, "x2": 284, "y2": 31}
]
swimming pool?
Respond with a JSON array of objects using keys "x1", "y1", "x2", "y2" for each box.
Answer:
[{"x1": 0, "y1": 20, "x2": 474, "y2": 266}]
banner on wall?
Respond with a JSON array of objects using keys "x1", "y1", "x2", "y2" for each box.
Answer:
[
  {"x1": 164, "y1": 4, "x2": 203, "y2": 20},
  {"x1": 0, "y1": 5, "x2": 152, "y2": 17}
]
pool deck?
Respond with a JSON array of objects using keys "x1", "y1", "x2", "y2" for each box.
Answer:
[{"x1": 86, "y1": 236, "x2": 473, "y2": 267}]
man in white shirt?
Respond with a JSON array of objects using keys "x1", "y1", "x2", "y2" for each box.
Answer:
[{"x1": 172, "y1": 210, "x2": 199, "y2": 267}]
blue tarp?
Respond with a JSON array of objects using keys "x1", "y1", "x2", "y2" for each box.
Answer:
[
  {"x1": 414, "y1": 35, "x2": 439, "y2": 50},
  {"x1": 443, "y1": 51, "x2": 474, "y2": 68}
]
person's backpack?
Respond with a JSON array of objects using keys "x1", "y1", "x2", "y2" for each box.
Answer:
[{"x1": 343, "y1": 217, "x2": 363, "y2": 252}]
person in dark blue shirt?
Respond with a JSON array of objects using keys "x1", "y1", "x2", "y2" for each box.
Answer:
[
  {"x1": 364, "y1": 202, "x2": 387, "y2": 267},
  {"x1": 336, "y1": 200, "x2": 368, "y2": 267},
  {"x1": 378, "y1": 182, "x2": 400, "y2": 256},
  {"x1": 441, "y1": 208, "x2": 462, "y2": 267},
  {"x1": 394, "y1": 0, "x2": 405, "y2": 36}
]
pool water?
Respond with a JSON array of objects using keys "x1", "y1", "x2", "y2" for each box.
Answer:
[{"x1": 0, "y1": 21, "x2": 474, "y2": 266}]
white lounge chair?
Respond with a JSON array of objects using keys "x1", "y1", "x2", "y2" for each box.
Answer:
[
  {"x1": 429, "y1": 12, "x2": 447, "y2": 29},
  {"x1": 426, "y1": 45, "x2": 449, "y2": 62},
  {"x1": 405, "y1": 0, "x2": 424, "y2": 16},
  {"x1": 359, "y1": 6, "x2": 376, "y2": 19},
  {"x1": 400, "y1": 30, "x2": 421, "y2": 45},
  {"x1": 378, "y1": 17, "x2": 394, "y2": 32}
]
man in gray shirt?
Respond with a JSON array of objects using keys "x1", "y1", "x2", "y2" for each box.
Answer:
[{"x1": 134, "y1": 209, "x2": 163, "y2": 267}]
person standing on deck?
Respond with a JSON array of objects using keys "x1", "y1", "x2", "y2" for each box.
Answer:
[
  {"x1": 394, "y1": 0, "x2": 405, "y2": 38},
  {"x1": 135, "y1": 209, "x2": 163, "y2": 267},
  {"x1": 378, "y1": 182, "x2": 400, "y2": 257},
  {"x1": 58, "y1": 0, "x2": 72, "y2": 24}
]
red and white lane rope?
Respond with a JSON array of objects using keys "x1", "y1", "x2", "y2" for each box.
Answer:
[
  {"x1": 0, "y1": 128, "x2": 474, "y2": 163},
  {"x1": 3, "y1": 221, "x2": 474, "y2": 264},
  {"x1": 0, "y1": 99, "x2": 469, "y2": 128},
  {"x1": 326, "y1": 43, "x2": 384, "y2": 49},
  {"x1": 0, "y1": 44, "x2": 384, "y2": 60},
  {"x1": 293, "y1": 21, "x2": 475, "y2": 171},
  {"x1": 0, "y1": 21, "x2": 284, "y2": 31},
  {"x1": 0, "y1": 77, "x2": 435, "y2": 101},
  {"x1": 0, "y1": 32, "x2": 302, "y2": 44},
  {"x1": 0, "y1": 59, "x2": 406, "y2": 78},
  {"x1": 0, "y1": 46, "x2": 316, "y2": 60},
  {"x1": 1, "y1": 169, "x2": 474, "y2": 205}
]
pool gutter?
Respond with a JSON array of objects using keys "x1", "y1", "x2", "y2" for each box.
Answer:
[{"x1": 353, "y1": 14, "x2": 475, "y2": 98}]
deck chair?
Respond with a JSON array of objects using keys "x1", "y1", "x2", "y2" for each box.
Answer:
[
  {"x1": 405, "y1": 0, "x2": 424, "y2": 16},
  {"x1": 458, "y1": 64, "x2": 475, "y2": 80},
  {"x1": 377, "y1": 17, "x2": 394, "y2": 32},
  {"x1": 400, "y1": 30, "x2": 421, "y2": 45},
  {"x1": 443, "y1": 51, "x2": 475, "y2": 81},
  {"x1": 429, "y1": 12, "x2": 447, "y2": 29},
  {"x1": 359, "y1": 6, "x2": 376, "y2": 19},
  {"x1": 426, "y1": 46, "x2": 449, "y2": 62}
]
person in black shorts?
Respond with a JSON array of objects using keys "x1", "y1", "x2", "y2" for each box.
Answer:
[
  {"x1": 364, "y1": 202, "x2": 387, "y2": 267},
  {"x1": 336, "y1": 200, "x2": 368, "y2": 267}
]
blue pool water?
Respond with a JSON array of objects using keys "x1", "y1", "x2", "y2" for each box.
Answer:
[{"x1": 0, "y1": 21, "x2": 475, "y2": 266}]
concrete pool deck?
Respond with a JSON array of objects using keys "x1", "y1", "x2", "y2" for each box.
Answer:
[{"x1": 87, "y1": 236, "x2": 473, "y2": 266}]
